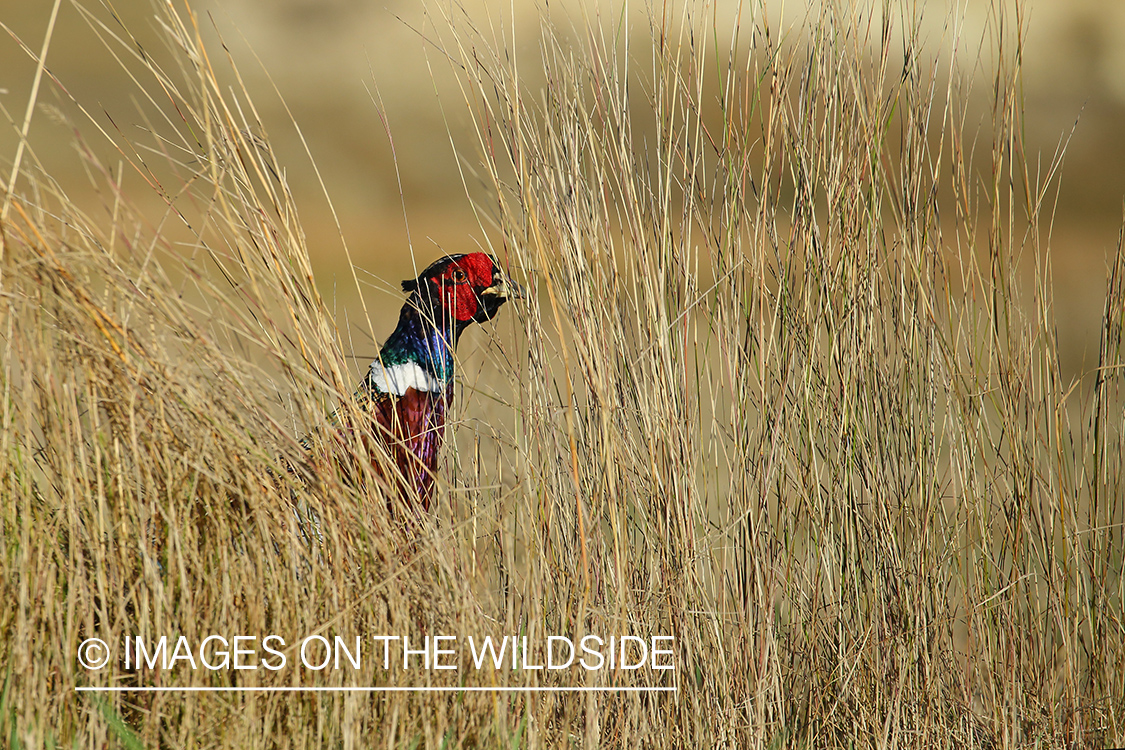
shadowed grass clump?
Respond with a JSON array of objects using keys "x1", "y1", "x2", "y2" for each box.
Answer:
[{"x1": 1, "y1": 0, "x2": 1123, "y2": 747}]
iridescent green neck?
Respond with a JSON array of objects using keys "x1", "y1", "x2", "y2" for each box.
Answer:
[{"x1": 379, "y1": 302, "x2": 466, "y2": 384}]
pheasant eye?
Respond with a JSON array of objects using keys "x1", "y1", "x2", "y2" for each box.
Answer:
[{"x1": 451, "y1": 269, "x2": 468, "y2": 283}]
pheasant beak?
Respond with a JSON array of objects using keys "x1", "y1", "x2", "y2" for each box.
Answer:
[
  {"x1": 472, "y1": 265, "x2": 524, "y2": 323},
  {"x1": 480, "y1": 273, "x2": 526, "y2": 301}
]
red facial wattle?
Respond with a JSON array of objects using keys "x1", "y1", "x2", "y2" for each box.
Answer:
[{"x1": 434, "y1": 255, "x2": 498, "y2": 322}]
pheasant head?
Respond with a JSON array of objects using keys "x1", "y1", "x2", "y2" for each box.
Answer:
[{"x1": 368, "y1": 253, "x2": 518, "y2": 394}]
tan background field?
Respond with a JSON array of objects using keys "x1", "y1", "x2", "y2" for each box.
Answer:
[{"x1": 2, "y1": 0, "x2": 1122, "y2": 379}]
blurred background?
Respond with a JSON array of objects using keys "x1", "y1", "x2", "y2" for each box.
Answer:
[{"x1": 2, "y1": 0, "x2": 1122, "y2": 378}]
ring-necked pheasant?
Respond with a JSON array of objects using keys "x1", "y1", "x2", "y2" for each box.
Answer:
[{"x1": 306, "y1": 252, "x2": 519, "y2": 512}]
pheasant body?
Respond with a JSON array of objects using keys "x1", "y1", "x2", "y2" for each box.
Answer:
[
  {"x1": 320, "y1": 252, "x2": 516, "y2": 511},
  {"x1": 356, "y1": 383, "x2": 449, "y2": 506}
]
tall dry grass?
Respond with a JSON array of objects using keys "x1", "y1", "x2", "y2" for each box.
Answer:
[{"x1": 0, "y1": 0, "x2": 1122, "y2": 747}]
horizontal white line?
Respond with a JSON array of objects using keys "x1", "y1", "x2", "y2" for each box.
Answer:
[{"x1": 77, "y1": 686, "x2": 676, "y2": 693}]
